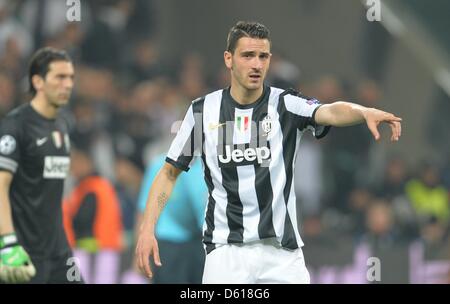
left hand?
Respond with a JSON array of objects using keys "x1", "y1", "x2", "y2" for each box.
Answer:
[
  {"x1": 363, "y1": 108, "x2": 402, "y2": 142},
  {"x1": 0, "y1": 234, "x2": 36, "y2": 284}
]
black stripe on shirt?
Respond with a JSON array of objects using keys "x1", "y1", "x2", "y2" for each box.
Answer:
[
  {"x1": 277, "y1": 90, "x2": 300, "y2": 249},
  {"x1": 251, "y1": 88, "x2": 276, "y2": 239},
  {"x1": 220, "y1": 90, "x2": 244, "y2": 244}
]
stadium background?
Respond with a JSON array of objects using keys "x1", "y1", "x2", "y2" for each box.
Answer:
[{"x1": 0, "y1": 0, "x2": 449, "y2": 283}]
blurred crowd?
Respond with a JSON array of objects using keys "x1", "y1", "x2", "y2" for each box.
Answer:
[{"x1": 1, "y1": 0, "x2": 449, "y2": 283}]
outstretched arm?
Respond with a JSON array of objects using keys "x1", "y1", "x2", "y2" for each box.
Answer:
[
  {"x1": 135, "y1": 162, "x2": 182, "y2": 278},
  {"x1": 314, "y1": 101, "x2": 402, "y2": 141}
]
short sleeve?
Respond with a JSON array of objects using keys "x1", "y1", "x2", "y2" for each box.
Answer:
[
  {"x1": 283, "y1": 93, "x2": 331, "y2": 139},
  {"x1": 0, "y1": 117, "x2": 22, "y2": 173},
  {"x1": 166, "y1": 104, "x2": 203, "y2": 171}
]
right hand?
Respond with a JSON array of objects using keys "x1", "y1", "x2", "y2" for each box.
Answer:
[
  {"x1": 0, "y1": 234, "x2": 36, "y2": 284},
  {"x1": 135, "y1": 230, "x2": 162, "y2": 278}
]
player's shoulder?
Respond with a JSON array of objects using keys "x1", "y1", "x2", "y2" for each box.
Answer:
[
  {"x1": 191, "y1": 96, "x2": 205, "y2": 105},
  {"x1": 190, "y1": 95, "x2": 207, "y2": 114},
  {"x1": 276, "y1": 87, "x2": 314, "y2": 100},
  {"x1": 191, "y1": 89, "x2": 223, "y2": 108},
  {"x1": 5, "y1": 103, "x2": 30, "y2": 117},
  {"x1": 275, "y1": 87, "x2": 320, "y2": 105},
  {"x1": 190, "y1": 94, "x2": 207, "y2": 110},
  {"x1": 1, "y1": 103, "x2": 30, "y2": 126},
  {"x1": 268, "y1": 86, "x2": 285, "y2": 98},
  {"x1": 0, "y1": 104, "x2": 30, "y2": 140}
]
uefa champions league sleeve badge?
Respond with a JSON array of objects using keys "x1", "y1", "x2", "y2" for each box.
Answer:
[{"x1": 0, "y1": 135, "x2": 16, "y2": 155}]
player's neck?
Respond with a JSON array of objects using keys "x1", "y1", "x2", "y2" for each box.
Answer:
[
  {"x1": 30, "y1": 95, "x2": 58, "y2": 119},
  {"x1": 230, "y1": 82, "x2": 264, "y2": 106}
]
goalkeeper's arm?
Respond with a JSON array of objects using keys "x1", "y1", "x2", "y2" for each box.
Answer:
[{"x1": 0, "y1": 171, "x2": 36, "y2": 283}]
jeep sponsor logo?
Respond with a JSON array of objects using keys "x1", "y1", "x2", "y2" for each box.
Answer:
[
  {"x1": 43, "y1": 156, "x2": 70, "y2": 179},
  {"x1": 218, "y1": 145, "x2": 271, "y2": 167}
]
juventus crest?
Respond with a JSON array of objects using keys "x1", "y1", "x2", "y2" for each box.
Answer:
[{"x1": 261, "y1": 114, "x2": 272, "y2": 135}]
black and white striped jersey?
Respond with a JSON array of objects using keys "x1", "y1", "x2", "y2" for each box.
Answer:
[{"x1": 166, "y1": 85, "x2": 330, "y2": 253}]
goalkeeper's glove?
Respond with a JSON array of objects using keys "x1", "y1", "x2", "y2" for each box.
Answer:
[{"x1": 0, "y1": 233, "x2": 36, "y2": 283}]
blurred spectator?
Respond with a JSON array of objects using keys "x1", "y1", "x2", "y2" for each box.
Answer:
[
  {"x1": 124, "y1": 0, "x2": 158, "y2": 41},
  {"x1": 127, "y1": 39, "x2": 163, "y2": 84},
  {"x1": 267, "y1": 52, "x2": 301, "y2": 89},
  {"x1": 0, "y1": 37, "x2": 24, "y2": 79},
  {"x1": 405, "y1": 162, "x2": 450, "y2": 224},
  {"x1": 114, "y1": 155, "x2": 143, "y2": 245},
  {"x1": 80, "y1": 1, "x2": 128, "y2": 71},
  {"x1": 0, "y1": 71, "x2": 17, "y2": 116},
  {"x1": 0, "y1": 0, "x2": 33, "y2": 58},
  {"x1": 360, "y1": 199, "x2": 398, "y2": 250},
  {"x1": 47, "y1": 23, "x2": 85, "y2": 64},
  {"x1": 427, "y1": 86, "x2": 450, "y2": 165},
  {"x1": 391, "y1": 196, "x2": 420, "y2": 242},
  {"x1": 375, "y1": 156, "x2": 409, "y2": 200},
  {"x1": 63, "y1": 147, "x2": 123, "y2": 253},
  {"x1": 75, "y1": 66, "x2": 116, "y2": 105},
  {"x1": 70, "y1": 67, "x2": 119, "y2": 180},
  {"x1": 356, "y1": 79, "x2": 382, "y2": 108},
  {"x1": 142, "y1": 81, "x2": 189, "y2": 164},
  {"x1": 355, "y1": 79, "x2": 389, "y2": 186},
  {"x1": 112, "y1": 80, "x2": 161, "y2": 170},
  {"x1": 374, "y1": 156, "x2": 419, "y2": 240},
  {"x1": 302, "y1": 215, "x2": 324, "y2": 239},
  {"x1": 135, "y1": 155, "x2": 207, "y2": 283},
  {"x1": 420, "y1": 217, "x2": 448, "y2": 247},
  {"x1": 178, "y1": 53, "x2": 208, "y2": 100},
  {"x1": 359, "y1": 17, "x2": 392, "y2": 82},
  {"x1": 214, "y1": 66, "x2": 231, "y2": 89},
  {"x1": 18, "y1": 0, "x2": 91, "y2": 48},
  {"x1": 441, "y1": 159, "x2": 450, "y2": 190},
  {"x1": 63, "y1": 147, "x2": 124, "y2": 283},
  {"x1": 312, "y1": 75, "x2": 346, "y2": 104},
  {"x1": 318, "y1": 76, "x2": 373, "y2": 212},
  {"x1": 348, "y1": 187, "x2": 373, "y2": 237},
  {"x1": 295, "y1": 134, "x2": 325, "y2": 217},
  {"x1": 69, "y1": 99, "x2": 97, "y2": 150}
]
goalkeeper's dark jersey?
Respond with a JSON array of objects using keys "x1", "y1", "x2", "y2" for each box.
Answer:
[{"x1": 0, "y1": 103, "x2": 71, "y2": 259}]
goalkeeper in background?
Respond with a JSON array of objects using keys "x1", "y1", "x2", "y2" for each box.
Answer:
[{"x1": 0, "y1": 47, "x2": 82, "y2": 283}]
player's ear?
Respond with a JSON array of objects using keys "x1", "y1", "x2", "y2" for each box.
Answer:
[
  {"x1": 224, "y1": 51, "x2": 232, "y2": 70},
  {"x1": 32, "y1": 75, "x2": 44, "y2": 92}
]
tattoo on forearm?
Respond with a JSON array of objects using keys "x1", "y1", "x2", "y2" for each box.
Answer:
[{"x1": 157, "y1": 192, "x2": 169, "y2": 211}]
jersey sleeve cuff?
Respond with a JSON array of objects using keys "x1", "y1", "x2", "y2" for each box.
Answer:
[
  {"x1": 0, "y1": 156, "x2": 18, "y2": 173},
  {"x1": 165, "y1": 157, "x2": 190, "y2": 172},
  {"x1": 314, "y1": 125, "x2": 331, "y2": 139},
  {"x1": 312, "y1": 105, "x2": 331, "y2": 139}
]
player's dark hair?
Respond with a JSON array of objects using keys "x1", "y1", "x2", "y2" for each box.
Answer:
[
  {"x1": 226, "y1": 21, "x2": 271, "y2": 54},
  {"x1": 28, "y1": 47, "x2": 72, "y2": 96}
]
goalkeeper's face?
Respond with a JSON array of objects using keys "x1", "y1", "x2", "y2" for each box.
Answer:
[
  {"x1": 36, "y1": 61, "x2": 75, "y2": 109},
  {"x1": 224, "y1": 37, "x2": 271, "y2": 92}
]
